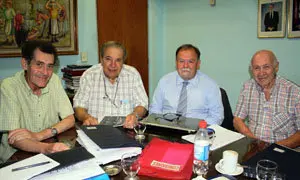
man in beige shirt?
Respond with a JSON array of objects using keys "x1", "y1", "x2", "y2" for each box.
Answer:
[{"x1": 0, "y1": 40, "x2": 75, "y2": 162}]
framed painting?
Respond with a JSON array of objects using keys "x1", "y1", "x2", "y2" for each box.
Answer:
[
  {"x1": 0, "y1": 0, "x2": 78, "y2": 57},
  {"x1": 288, "y1": 0, "x2": 300, "y2": 38},
  {"x1": 258, "y1": 0, "x2": 286, "y2": 38}
]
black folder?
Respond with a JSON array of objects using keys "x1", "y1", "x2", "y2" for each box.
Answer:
[
  {"x1": 45, "y1": 146, "x2": 94, "y2": 171},
  {"x1": 242, "y1": 143, "x2": 300, "y2": 180},
  {"x1": 0, "y1": 147, "x2": 94, "y2": 177},
  {"x1": 80, "y1": 125, "x2": 141, "y2": 149}
]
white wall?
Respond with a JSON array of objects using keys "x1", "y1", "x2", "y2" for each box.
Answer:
[{"x1": 148, "y1": 0, "x2": 300, "y2": 111}]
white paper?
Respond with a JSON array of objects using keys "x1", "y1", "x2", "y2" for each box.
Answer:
[
  {"x1": 76, "y1": 129, "x2": 142, "y2": 164},
  {"x1": 182, "y1": 125, "x2": 245, "y2": 151},
  {"x1": 0, "y1": 154, "x2": 59, "y2": 180},
  {"x1": 31, "y1": 158, "x2": 104, "y2": 180}
]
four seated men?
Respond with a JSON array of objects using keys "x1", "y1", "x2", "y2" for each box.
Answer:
[{"x1": 0, "y1": 40, "x2": 298, "y2": 164}]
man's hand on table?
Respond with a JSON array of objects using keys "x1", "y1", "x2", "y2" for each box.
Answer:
[
  {"x1": 82, "y1": 116, "x2": 99, "y2": 125},
  {"x1": 8, "y1": 128, "x2": 42, "y2": 144},
  {"x1": 123, "y1": 113, "x2": 138, "y2": 129},
  {"x1": 42, "y1": 142, "x2": 70, "y2": 154}
]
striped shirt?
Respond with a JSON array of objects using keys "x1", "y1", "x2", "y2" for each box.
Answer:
[
  {"x1": 73, "y1": 64, "x2": 148, "y2": 122},
  {"x1": 234, "y1": 76, "x2": 300, "y2": 143},
  {"x1": 0, "y1": 71, "x2": 74, "y2": 162}
]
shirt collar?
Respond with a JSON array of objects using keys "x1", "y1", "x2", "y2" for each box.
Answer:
[{"x1": 176, "y1": 71, "x2": 199, "y2": 87}]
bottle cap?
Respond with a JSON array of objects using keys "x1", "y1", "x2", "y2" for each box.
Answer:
[{"x1": 198, "y1": 120, "x2": 207, "y2": 128}]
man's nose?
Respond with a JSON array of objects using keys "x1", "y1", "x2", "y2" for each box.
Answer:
[
  {"x1": 111, "y1": 60, "x2": 117, "y2": 67},
  {"x1": 183, "y1": 61, "x2": 189, "y2": 68},
  {"x1": 40, "y1": 65, "x2": 51, "y2": 75}
]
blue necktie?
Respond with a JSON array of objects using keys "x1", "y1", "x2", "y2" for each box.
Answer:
[{"x1": 176, "y1": 81, "x2": 189, "y2": 115}]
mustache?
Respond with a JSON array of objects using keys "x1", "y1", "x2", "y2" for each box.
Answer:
[{"x1": 180, "y1": 68, "x2": 191, "y2": 72}]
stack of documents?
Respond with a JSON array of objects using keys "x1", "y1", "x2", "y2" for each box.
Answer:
[
  {"x1": 182, "y1": 125, "x2": 245, "y2": 151},
  {"x1": 77, "y1": 129, "x2": 142, "y2": 164}
]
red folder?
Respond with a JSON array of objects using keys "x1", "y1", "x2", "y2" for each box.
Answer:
[{"x1": 138, "y1": 138, "x2": 194, "y2": 180}]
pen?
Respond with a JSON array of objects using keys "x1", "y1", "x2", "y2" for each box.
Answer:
[
  {"x1": 0, "y1": 130, "x2": 9, "y2": 134},
  {"x1": 12, "y1": 161, "x2": 51, "y2": 172}
]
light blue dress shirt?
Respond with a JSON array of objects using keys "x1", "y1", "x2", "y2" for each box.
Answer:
[{"x1": 149, "y1": 71, "x2": 224, "y2": 125}]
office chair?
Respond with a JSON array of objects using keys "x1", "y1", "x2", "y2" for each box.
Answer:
[{"x1": 220, "y1": 88, "x2": 235, "y2": 131}]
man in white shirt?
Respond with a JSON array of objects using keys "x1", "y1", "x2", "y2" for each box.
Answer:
[{"x1": 73, "y1": 41, "x2": 148, "y2": 128}]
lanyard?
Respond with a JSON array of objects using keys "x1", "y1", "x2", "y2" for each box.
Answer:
[{"x1": 103, "y1": 76, "x2": 120, "y2": 108}]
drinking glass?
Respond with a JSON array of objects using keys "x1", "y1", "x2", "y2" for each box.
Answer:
[
  {"x1": 133, "y1": 123, "x2": 146, "y2": 140},
  {"x1": 256, "y1": 159, "x2": 278, "y2": 180},
  {"x1": 121, "y1": 152, "x2": 140, "y2": 180}
]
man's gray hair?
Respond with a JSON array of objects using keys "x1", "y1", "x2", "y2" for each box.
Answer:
[
  {"x1": 250, "y1": 50, "x2": 279, "y2": 69},
  {"x1": 100, "y1": 41, "x2": 127, "y2": 61}
]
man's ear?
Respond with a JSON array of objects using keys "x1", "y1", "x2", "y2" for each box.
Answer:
[
  {"x1": 21, "y1": 58, "x2": 28, "y2": 70},
  {"x1": 197, "y1": 60, "x2": 201, "y2": 69},
  {"x1": 275, "y1": 62, "x2": 279, "y2": 73}
]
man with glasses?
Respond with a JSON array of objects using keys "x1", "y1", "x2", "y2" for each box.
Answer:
[
  {"x1": 73, "y1": 41, "x2": 148, "y2": 128},
  {"x1": 149, "y1": 44, "x2": 224, "y2": 125},
  {"x1": 0, "y1": 40, "x2": 75, "y2": 163},
  {"x1": 234, "y1": 50, "x2": 300, "y2": 148}
]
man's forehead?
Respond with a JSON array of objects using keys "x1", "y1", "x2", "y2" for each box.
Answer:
[
  {"x1": 252, "y1": 58, "x2": 273, "y2": 67},
  {"x1": 33, "y1": 49, "x2": 55, "y2": 63}
]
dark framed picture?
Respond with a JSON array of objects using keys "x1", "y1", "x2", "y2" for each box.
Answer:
[
  {"x1": 258, "y1": 0, "x2": 286, "y2": 38},
  {"x1": 0, "y1": 0, "x2": 78, "y2": 57},
  {"x1": 288, "y1": 0, "x2": 300, "y2": 38}
]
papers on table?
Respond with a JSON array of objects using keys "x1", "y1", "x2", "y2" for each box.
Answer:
[
  {"x1": 182, "y1": 125, "x2": 245, "y2": 151},
  {"x1": 0, "y1": 154, "x2": 59, "y2": 180},
  {"x1": 76, "y1": 129, "x2": 142, "y2": 164},
  {"x1": 31, "y1": 158, "x2": 105, "y2": 180}
]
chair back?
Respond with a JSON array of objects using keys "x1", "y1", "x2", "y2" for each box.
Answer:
[{"x1": 220, "y1": 88, "x2": 235, "y2": 131}]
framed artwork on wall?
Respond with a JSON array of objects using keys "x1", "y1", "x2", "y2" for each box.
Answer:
[
  {"x1": 258, "y1": 0, "x2": 286, "y2": 38},
  {"x1": 288, "y1": 0, "x2": 300, "y2": 38},
  {"x1": 0, "y1": 0, "x2": 78, "y2": 57}
]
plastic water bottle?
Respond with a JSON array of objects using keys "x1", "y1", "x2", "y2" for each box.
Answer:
[{"x1": 193, "y1": 120, "x2": 210, "y2": 176}]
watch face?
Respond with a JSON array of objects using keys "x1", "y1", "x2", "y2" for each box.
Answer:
[{"x1": 51, "y1": 128, "x2": 58, "y2": 136}]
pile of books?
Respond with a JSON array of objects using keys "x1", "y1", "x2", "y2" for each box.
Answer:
[{"x1": 61, "y1": 64, "x2": 92, "y2": 97}]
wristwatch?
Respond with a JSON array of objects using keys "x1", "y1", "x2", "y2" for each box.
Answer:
[
  {"x1": 50, "y1": 127, "x2": 58, "y2": 136},
  {"x1": 133, "y1": 112, "x2": 142, "y2": 121}
]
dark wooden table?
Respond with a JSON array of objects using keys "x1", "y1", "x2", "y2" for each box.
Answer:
[{"x1": 8, "y1": 125, "x2": 268, "y2": 179}]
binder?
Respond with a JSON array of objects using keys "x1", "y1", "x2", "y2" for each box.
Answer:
[
  {"x1": 0, "y1": 147, "x2": 94, "y2": 170},
  {"x1": 138, "y1": 138, "x2": 194, "y2": 180},
  {"x1": 242, "y1": 143, "x2": 300, "y2": 179},
  {"x1": 45, "y1": 146, "x2": 94, "y2": 171},
  {"x1": 80, "y1": 125, "x2": 141, "y2": 149}
]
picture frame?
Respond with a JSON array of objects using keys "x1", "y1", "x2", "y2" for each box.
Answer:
[
  {"x1": 258, "y1": 0, "x2": 286, "y2": 38},
  {"x1": 0, "y1": 0, "x2": 78, "y2": 57},
  {"x1": 288, "y1": 0, "x2": 300, "y2": 38}
]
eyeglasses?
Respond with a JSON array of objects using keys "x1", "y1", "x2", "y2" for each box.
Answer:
[{"x1": 155, "y1": 113, "x2": 182, "y2": 122}]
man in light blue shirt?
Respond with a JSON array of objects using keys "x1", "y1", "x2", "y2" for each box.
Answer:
[{"x1": 149, "y1": 44, "x2": 224, "y2": 125}]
